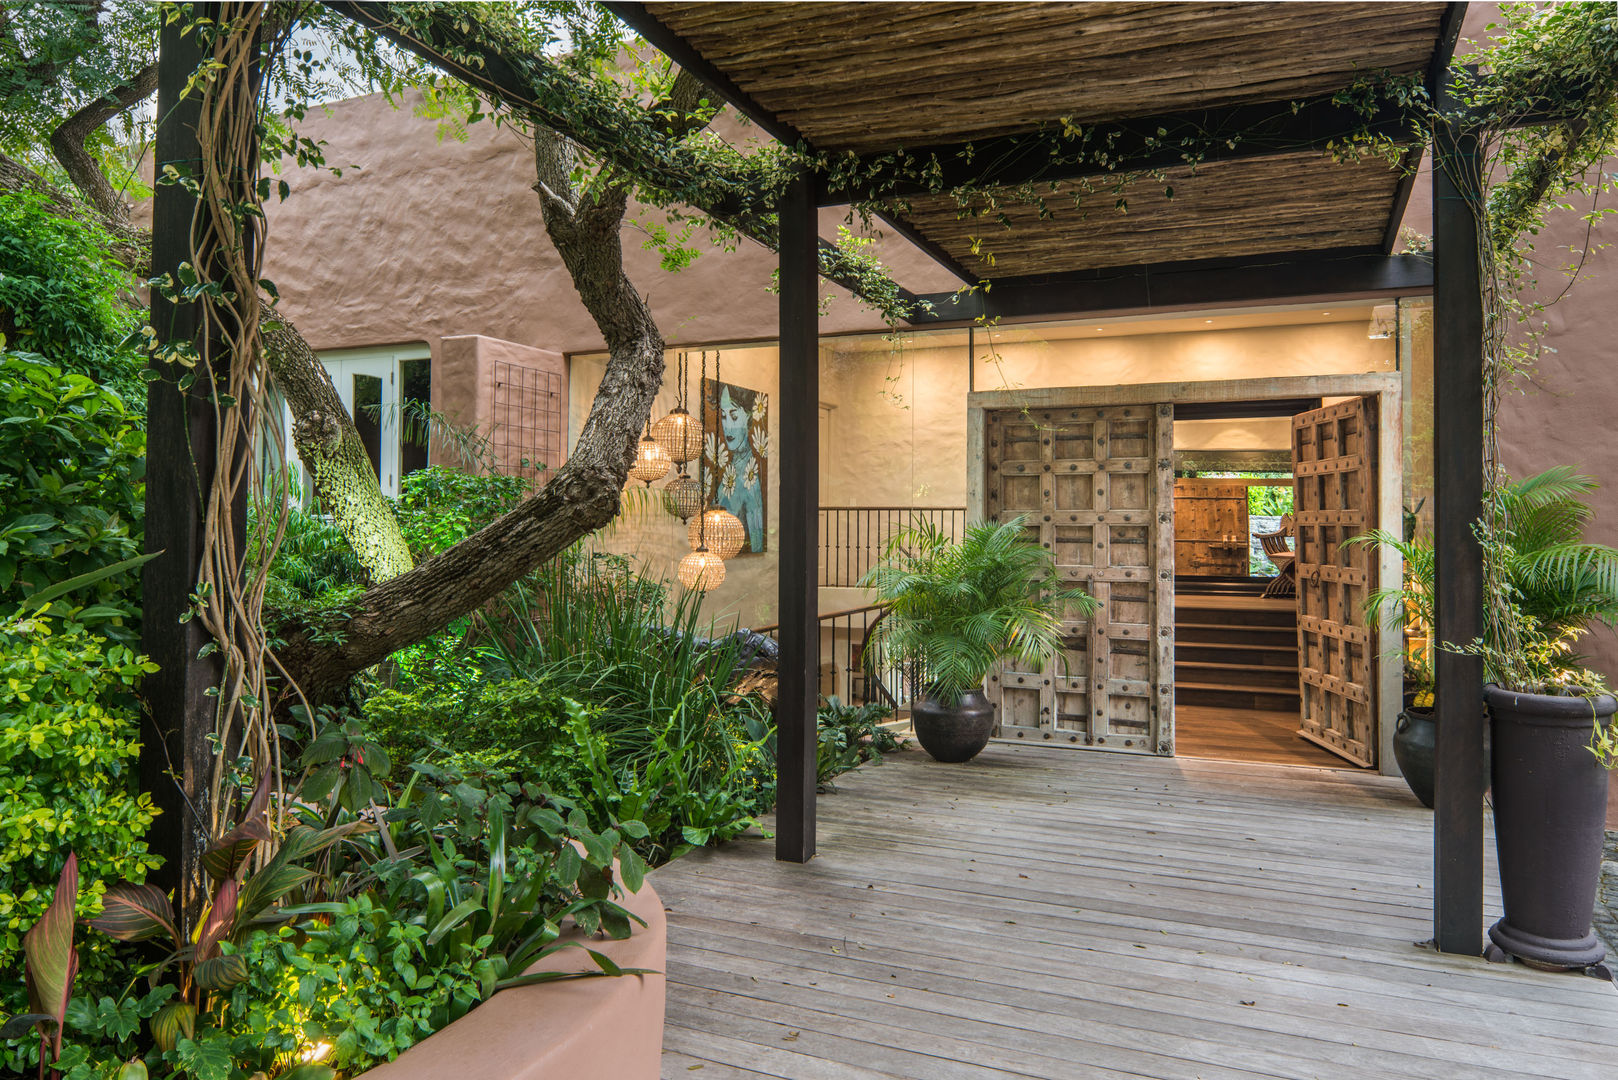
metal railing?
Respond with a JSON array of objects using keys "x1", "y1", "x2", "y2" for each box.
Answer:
[
  {"x1": 753, "y1": 603, "x2": 924, "y2": 718},
  {"x1": 819, "y1": 506, "x2": 966, "y2": 588}
]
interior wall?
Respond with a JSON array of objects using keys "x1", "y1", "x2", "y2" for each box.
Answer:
[{"x1": 1173, "y1": 417, "x2": 1294, "y2": 452}]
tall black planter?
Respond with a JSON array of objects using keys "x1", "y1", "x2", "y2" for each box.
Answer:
[
  {"x1": 910, "y1": 689, "x2": 995, "y2": 763},
  {"x1": 1484, "y1": 684, "x2": 1615, "y2": 969}
]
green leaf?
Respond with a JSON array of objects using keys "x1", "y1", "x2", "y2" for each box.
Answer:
[
  {"x1": 88, "y1": 883, "x2": 176, "y2": 943},
  {"x1": 4, "y1": 513, "x2": 59, "y2": 533},
  {"x1": 23, "y1": 852, "x2": 78, "y2": 1028},
  {"x1": 116, "y1": 1062, "x2": 150, "y2": 1080},
  {"x1": 174, "y1": 1035, "x2": 233, "y2": 1080},
  {"x1": 276, "y1": 1067, "x2": 336, "y2": 1080},
  {"x1": 0, "y1": 1013, "x2": 56, "y2": 1040},
  {"x1": 22, "y1": 551, "x2": 159, "y2": 607}
]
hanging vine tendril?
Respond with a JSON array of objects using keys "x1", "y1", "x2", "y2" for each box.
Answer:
[{"x1": 183, "y1": 1, "x2": 301, "y2": 831}]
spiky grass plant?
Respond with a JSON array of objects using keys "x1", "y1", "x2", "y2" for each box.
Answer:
[{"x1": 860, "y1": 515, "x2": 1097, "y2": 705}]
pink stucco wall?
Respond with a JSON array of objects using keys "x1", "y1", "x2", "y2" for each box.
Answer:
[
  {"x1": 436, "y1": 334, "x2": 567, "y2": 473},
  {"x1": 258, "y1": 90, "x2": 957, "y2": 359}
]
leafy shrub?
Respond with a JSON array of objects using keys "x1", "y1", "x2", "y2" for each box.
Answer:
[
  {"x1": 817, "y1": 695, "x2": 902, "y2": 790},
  {"x1": 0, "y1": 190, "x2": 144, "y2": 406},
  {"x1": 394, "y1": 466, "x2": 531, "y2": 558},
  {"x1": 0, "y1": 613, "x2": 159, "y2": 1016},
  {"x1": 0, "y1": 354, "x2": 145, "y2": 643}
]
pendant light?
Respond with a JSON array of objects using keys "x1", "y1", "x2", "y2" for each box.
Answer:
[
  {"x1": 692, "y1": 347, "x2": 746, "y2": 558},
  {"x1": 629, "y1": 428, "x2": 671, "y2": 485},
  {"x1": 653, "y1": 351, "x2": 703, "y2": 465},
  {"x1": 678, "y1": 546, "x2": 726, "y2": 591},
  {"x1": 679, "y1": 353, "x2": 724, "y2": 592},
  {"x1": 660, "y1": 351, "x2": 703, "y2": 519}
]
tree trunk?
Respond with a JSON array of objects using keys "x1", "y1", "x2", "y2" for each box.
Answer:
[
  {"x1": 262, "y1": 313, "x2": 415, "y2": 582},
  {"x1": 273, "y1": 93, "x2": 708, "y2": 703}
]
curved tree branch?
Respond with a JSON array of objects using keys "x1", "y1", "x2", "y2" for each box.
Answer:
[{"x1": 49, "y1": 60, "x2": 158, "y2": 230}]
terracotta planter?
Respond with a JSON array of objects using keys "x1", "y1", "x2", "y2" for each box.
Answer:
[
  {"x1": 1484, "y1": 684, "x2": 1615, "y2": 969},
  {"x1": 910, "y1": 689, "x2": 994, "y2": 763}
]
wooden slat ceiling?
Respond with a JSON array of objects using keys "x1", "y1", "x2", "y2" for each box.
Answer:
[
  {"x1": 905, "y1": 151, "x2": 1402, "y2": 276},
  {"x1": 644, "y1": 1, "x2": 1446, "y2": 154},
  {"x1": 638, "y1": 1, "x2": 1449, "y2": 278}
]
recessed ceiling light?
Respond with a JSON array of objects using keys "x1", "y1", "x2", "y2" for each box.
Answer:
[
  {"x1": 1322, "y1": 311, "x2": 1332, "y2": 315},
  {"x1": 1204, "y1": 319, "x2": 1213, "y2": 324}
]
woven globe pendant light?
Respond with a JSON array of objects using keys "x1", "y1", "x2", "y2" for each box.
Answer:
[
  {"x1": 652, "y1": 407, "x2": 702, "y2": 465},
  {"x1": 678, "y1": 546, "x2": 726, "y2": 591},
  {"x1": 662, "y1": 472, "x2": 703, "y2": 521},
  {"x1": 689, "y1": 507, "x2": 745, "y2": 560},
  {"x1": 629, "y1": 432, "x2": 671, "y2": 484}
]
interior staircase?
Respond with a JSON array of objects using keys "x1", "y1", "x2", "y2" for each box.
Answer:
[{"x1": 1174, "y1": 584, "x2": 1300, "y2": 713}]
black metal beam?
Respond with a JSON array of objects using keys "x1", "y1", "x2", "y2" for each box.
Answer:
[
  {"x1": 1175, "y1": 398, "x2": 1324, "y2": 422},
  {"x1": 1382, "y1": 3, "x2": 1469, "y2": 254},
  {"x1": 905, "y1": 250, "x2": 1432, "y2": 325},
  {"x1": 1431, "y1": 87, "x2": 1486, "y2": 956},
  {"x1": 775, "y1": 165, "x2": 819, "y2": 863},
  {"x1": 830, "y1": 97, "x2": 1426, "y2": 204}
]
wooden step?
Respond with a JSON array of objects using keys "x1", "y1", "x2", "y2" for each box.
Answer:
[
  {"x1": 1175, "y1": 680, "x2": 1301, "y2": 712},
  {"x1": 1174, "y1": 622, "x2": 1297, "y2": 646},
  {"x1": 1175, "y1": 642, "x2": 1298, "y2": 668},
  {"x1": 1175, "y1": 660, "x2": 1299, "y2": 689}
]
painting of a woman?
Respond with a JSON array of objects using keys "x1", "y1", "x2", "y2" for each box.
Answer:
[{"x1": 702, "y1": 378, "x2": 768, "y2": 554}]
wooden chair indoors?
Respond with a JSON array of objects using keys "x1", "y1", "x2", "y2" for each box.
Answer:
[{"x1": 1256, "y1": 515, "x2": 1297, "y2": 600}]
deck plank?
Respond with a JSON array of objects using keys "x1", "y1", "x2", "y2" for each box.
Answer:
[{"x1": 654, "y1": 745, "x2": 1618, "y2": 1080}]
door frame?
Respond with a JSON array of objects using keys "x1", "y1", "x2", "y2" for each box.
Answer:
[
  {"x1": 281, "y1": 344, "x2": 430, "y2": 499},
  {"x1": 968, "y1": 373, "x2": 1404, "y2": 775}
]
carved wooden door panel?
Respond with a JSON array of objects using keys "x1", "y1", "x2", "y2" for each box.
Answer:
[
  {"x1": 1292, "y1": 398, "x2": 1377, "y2": 767},
  {"x1": 983, "y1": 404, "x2": 1174, "y2": 754},
  {"x1": 1173, "y1": 479, "x2": 1250, "y2": 576}
]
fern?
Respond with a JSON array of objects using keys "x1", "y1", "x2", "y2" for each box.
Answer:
[{"x1": 860, "y1": 515, "x2": 1097, "y2": 704}]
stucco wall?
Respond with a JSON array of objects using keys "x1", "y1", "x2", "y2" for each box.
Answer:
[
  {"x1": 259, "y1": 90, "x2": 954, "y2": 361},
  {"x1": 436, "y1": 334, "x2": 567, "y2": 474}
]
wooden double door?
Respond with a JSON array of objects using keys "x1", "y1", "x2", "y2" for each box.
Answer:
[
  {"x1": 982, "y1": 404, "x2": 1175, "y2": 754},
  {"x1": 978, "y1": 391, "x2": 1388, "y2": 769}
]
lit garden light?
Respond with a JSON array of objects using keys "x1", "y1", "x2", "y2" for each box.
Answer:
[{"x1": 678, "y1": 545, "x2": 726, "y2": 591}]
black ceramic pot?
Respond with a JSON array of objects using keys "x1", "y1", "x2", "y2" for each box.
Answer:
[
  {"x1": 1393, "y1": 707, "x2": 1437, "y2": 809},
  {"x1": 910, "y1": 689, "x2": 995, "y2": 763},
  {"x1": 1484, "y1": 684, "x2": 1615, "y2": 969}
]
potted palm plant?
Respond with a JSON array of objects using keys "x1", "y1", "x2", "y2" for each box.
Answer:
[
  {"x1": 861, "y1": 515, "x2": 1096, "y2": 763},
  {"x1": 1471, "y1": 468, "x2": 1618, "y2": 970}
]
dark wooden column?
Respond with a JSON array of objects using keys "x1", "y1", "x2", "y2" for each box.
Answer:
[
  {"x1": 141, "y1": 6, "x2": 255, "y2": 920},
  {"x1": 776, "y1": 166, "x2": 820, "y2": 862},
  {"x1": 1431, "y1": 98, "x2": 1487, "y2": 955}
]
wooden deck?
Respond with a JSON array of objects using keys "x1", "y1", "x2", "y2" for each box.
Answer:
[{"x1": 652, "y1": 744, "x2": 1618, "y2": 1080}]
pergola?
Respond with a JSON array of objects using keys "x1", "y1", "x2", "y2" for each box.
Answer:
[
  {"x1": 604, "y1": 0, "x2": 1488, "y2": 956},
  {"x1": 144, "y1": 1, "x2": 1509, "y2": 959}
]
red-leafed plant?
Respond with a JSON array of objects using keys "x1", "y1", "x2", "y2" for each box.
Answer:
[
  {"x1": 0, "y1": 854, "x2": 79, "y2": 1079},
  {"x1": 86, "y1": 773, "x2": 365, "y2": 1052}
]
